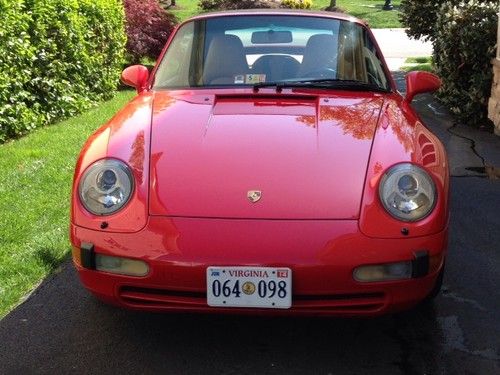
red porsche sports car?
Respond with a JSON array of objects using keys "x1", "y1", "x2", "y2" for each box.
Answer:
[{"x1": 71, "y1": 10, "x2": 449, "y2": 316}]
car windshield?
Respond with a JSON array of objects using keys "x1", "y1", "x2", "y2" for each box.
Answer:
[{"x1": 153, "y1": 15, "x2": 390, "y2": 91}]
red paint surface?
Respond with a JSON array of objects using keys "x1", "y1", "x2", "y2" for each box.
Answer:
[
  {"x1": 405, "y1": 71, "x2": 441, "y2": 103},
  {"x1": 121, "y1": 65, "x2": 150, "y2": 93},
  {"x1": 70, "y1": 10, "x2": 449, "y2": 316},
  {"x1": 149, "y1": 91, "x2": 384, "y2": 219},
  {"x1": 71, "y1": 217, "x2": 446, "y2": 316}
]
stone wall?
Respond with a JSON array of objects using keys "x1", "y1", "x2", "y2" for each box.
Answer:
[
  {"x1": 489, "y1": 59, "x2": 500, "y2": 136},
  {"x1": 488, "y1": 8, "x2": 500, "y2": 136}
]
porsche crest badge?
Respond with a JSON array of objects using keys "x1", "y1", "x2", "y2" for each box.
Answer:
[{"x1": 247, "y1": 190, "x2": 262, "y2": 203}]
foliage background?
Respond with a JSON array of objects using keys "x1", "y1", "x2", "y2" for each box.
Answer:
[
  {"x1": 399, "y1": 0, "x2": 459, "y2": 42},
  {"x1": 198, "y1": 0, "x2": 312, "y2": 11},
  {"x1": 433, "y1": 2, "x2": 498, "y2": 127},
  {"x1": 400, "y1": 0, "x2": 498, "y2": 128},
  {"x1": 124, "y1": 0, "x2": 178, "y2": 64},
  {"x1": 0, "y1": 0, "x2": 126, "y2": 143}
]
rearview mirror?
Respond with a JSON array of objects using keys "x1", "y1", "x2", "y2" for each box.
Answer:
[
  {"x1": 121, "y1": 65, "x2": 149, "y2": 93},
  {"x1": 405, "y1": 71, "x2": 441, "y2": 103},
  {"x1": 251, "y1": 30, "x2": 293, "y2": 44}
]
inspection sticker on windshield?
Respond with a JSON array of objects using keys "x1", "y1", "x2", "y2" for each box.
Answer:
[
  {"x1": 234, "y1": 74, "x2": 266, "y2": 84},
  {"x1": 246, "y1": 74, "x2": 266, "y2": 84},
  {"x1": 207, "y1": 266, "x2": 291, "y2": 309}
]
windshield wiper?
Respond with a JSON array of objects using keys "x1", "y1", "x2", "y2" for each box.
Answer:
[{"x1": 253, "y1": 78, "x2": 389, "y2": 93}]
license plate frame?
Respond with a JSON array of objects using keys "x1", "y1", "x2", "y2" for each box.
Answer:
[{"x1": 206, "y1": 266, "x2": 292, "y2": 309}]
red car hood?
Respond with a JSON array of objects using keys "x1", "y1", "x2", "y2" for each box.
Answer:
[{"x1": 149, "y1": 91, "x2": 384, "y2": 219}]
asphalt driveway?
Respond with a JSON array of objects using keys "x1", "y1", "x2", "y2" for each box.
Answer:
[{"x1": 0, "y1": 88, "x2": 499, "y2": 374}]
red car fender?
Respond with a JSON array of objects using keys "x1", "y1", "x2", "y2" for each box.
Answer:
[
  {"x1": 358, "y1": 95, "x2": 450, "y2": 239},
  {"x1": 71, "y1": 93, "x2": 154, "y2": 233}
]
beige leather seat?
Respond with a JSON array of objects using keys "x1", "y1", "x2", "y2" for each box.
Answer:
[
  {"x1": 251, "y1": 55, "x2": 300, "y2": 82},
  {"x1": 298, "y1": 34, "x2": 338, "y2": 78},
  {"x1": 203, "y1": 35, "x2": 249, "y2": 85}
]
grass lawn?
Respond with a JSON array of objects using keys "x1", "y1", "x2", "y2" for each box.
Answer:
[
  {"x1": 402, "y1": 56, "x2": 433, "y2": 72},
  {"x1": 168, "y1": 0, "x2": 402, "y2": 28},
  {"x1": 0, "y1": 90, "x2": 135, "y2": 318}
]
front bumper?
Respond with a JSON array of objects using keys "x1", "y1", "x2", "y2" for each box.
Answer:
[{"x1": 71, "y1": 217, "x2": 447, "y2": 316}]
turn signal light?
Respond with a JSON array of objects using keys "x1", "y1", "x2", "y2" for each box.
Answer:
[
  {"x1": 353, "y1": 261, "x2": 412, "y2": 282},
  {"x1": 95, "y1": 254, "x2": 149, "y2": 277}
]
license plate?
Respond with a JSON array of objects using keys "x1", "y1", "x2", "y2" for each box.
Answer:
[{"x1": 207, "y1": 266, "x2": 292, "y2": 309}]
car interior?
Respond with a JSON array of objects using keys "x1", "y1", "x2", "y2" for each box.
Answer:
[{"x1": 154, "y1": 16, "x2": 388, "y2": 90}]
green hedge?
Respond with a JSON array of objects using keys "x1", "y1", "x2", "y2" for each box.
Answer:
[
  {"x1": 198, "y1": 0, "x2": 313, "y2": 10},
  {"x1": 400, "y1": 0, "x2": 498, "y2": 128},
  {"x1": 0, "y1": 0, "x2": 126, "y2": 143},
  {"x1": 433, "y1": 2, "x2": 497, "y2": 128},
  {"x1": 399, "y1": 0, "x2": 460, "y2": 42},
  {"x1": 281, "y1": 0, "x2": 312, "y2": 9}
]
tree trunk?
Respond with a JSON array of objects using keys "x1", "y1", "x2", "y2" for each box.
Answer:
[{"x1": 326, "y1": 0, "x2": 337, "y2": 11}]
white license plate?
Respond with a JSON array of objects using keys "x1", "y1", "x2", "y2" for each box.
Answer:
[{"x1": 207, "y1": 266, "x2": 292, "y2": 309}]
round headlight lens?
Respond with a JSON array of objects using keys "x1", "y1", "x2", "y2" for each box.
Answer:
[
  {"x1": 78, "y1": 159, "x2": 134, "y2": 216},
  {"x1": 379, "y1": 163, "x2": 436, "y2": 222}
]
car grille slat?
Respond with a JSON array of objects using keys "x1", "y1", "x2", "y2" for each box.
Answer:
[
  {"x1": 118, "y1": 286, "x2": 386, "y2": 313},
  {"x1": 120, "y1": 286, "x2": 205, "y2": 307}
]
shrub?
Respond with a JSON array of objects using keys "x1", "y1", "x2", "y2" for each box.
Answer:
[
  {"x1": 0, "y1": 0, "x2": 126, "y2": 143},
  {"x1": 198, "y1": 0, "x2": 282, "y2": 11},
  {"x1": 433, "y1": 1, "x2": 498, "y2": 127},
  {"x1": 281, "y1": 0, "x2": 312, "y2": 9},
  {"x1": 198, "y1": 0, "x2": 315, "y2": 11},
  {"x1": 399, "y1": 0, "x2": 457, "y2": 42},
  {"x1": 399, "y1": 0, "x2": 493, "y2": 42},
  {"x1": 124, "y1": 0, "x2": 178, "y2": 64},
  {"x1": 198, "y1": 0, "x2": 223, "y2": 10},
  {"x1": 0, "y1": 0, "x2": 42, "y2": 142}
]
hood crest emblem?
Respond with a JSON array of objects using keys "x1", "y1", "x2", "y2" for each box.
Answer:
[{"x1": 247, "y1": 190, "x2": 262, "y2": 203}]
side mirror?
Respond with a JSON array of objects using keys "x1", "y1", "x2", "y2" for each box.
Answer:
[
  {"x1": 121, "y1": 65, "x2": 149, "y2": 93},
  {"x1": 405, "y1": 71, "x2": 441, "y2": 103}
]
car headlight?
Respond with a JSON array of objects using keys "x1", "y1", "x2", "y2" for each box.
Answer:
[
  {"x1": 379, "y1": 163, "x2": 436, "y2": 222},
  {"x1": 78, "y1": 159, "x2": 134, "y2": 216}
]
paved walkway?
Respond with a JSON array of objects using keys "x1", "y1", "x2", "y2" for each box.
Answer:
[{"x1": 372, "y1": 28, "x2": 433, "y2": 71}]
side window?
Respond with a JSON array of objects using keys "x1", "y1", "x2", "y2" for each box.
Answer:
[
  {"x1": 362, "y1": 30, "x2": 388, "y2": 89},
  {"x1": 154, "y1": 22, "x2": 195, "y2": 87}
]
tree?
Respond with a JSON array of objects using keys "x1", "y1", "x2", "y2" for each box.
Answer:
[
  {"x1": 326, "y1": 1, "x2": 337, "y2": 11},
  {"x1": 124, "y1": 0, "x2": 178, "y2": 63},
  {"x1": 383, "y1": 0, "x2": 393, "y2": 10},
  {"x1": 399, "y1": 0, "x2": 460, "y2": 41}
]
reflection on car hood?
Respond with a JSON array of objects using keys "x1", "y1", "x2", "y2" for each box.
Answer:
[{"x1": 149, "y1": 91, "x2": 384, "y2": 219}]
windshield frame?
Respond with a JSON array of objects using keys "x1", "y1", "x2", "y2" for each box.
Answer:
[{"x1": 149, "y1": 11, "x2": 395, "y2": 93}]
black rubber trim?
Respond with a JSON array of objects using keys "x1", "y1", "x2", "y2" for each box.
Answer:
[
  {"x1": 412, "y1": 250, "x2": 429, "y2": 278},
  {"x1": 81, "y1": 242, "x2": 95, "y2": 270}
]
